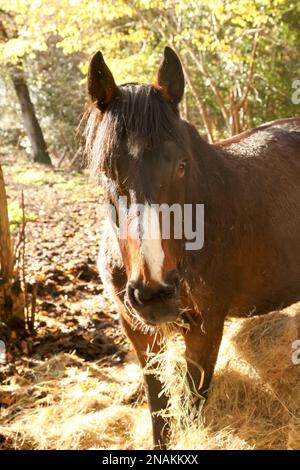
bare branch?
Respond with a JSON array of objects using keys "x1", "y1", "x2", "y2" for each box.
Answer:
[{"x1": 235, "y1": 31, "x2": 259, "y2": 111}]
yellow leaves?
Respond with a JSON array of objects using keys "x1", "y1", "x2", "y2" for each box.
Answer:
[
  {"x1": 0, "y1": 0, "x2": 296, "y2": 92},
  {"x1": 0, "y1": 38, "x2": 28, "y2": 63},
  {"x1": 0, "y1": 0, "x2": 52, "y2": 65},
  {"x1": 79, "y1": 62, "x2": 88, "y2": 76}
]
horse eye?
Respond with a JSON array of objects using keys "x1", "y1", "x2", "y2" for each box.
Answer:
[{"x1": 177, "y1": 161, "x2": 187, "y2": 177}]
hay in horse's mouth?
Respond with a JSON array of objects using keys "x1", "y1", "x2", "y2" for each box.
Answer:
[{"x1": 123, "y1": 295, "x2": 184, "y2": 334}]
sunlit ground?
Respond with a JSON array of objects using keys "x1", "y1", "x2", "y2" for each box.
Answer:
[{"x1": 1, "y1": 304, "x2": 300, "y2": 450}]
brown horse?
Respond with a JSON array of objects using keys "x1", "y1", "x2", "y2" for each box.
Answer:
[{"x1": 84, "y1": 47, "x2": 300, "y2": 449}]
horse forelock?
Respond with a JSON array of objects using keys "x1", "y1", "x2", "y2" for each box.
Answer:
[{"x1": 83, "y1": 84, "x2": 185, "y2": 178}]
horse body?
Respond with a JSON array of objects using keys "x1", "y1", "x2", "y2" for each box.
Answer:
[
  {"x1": 185, "y1": 118, "x2": 300, "y2": 318},
  {"x1": 85, "y1": 48, "x2": 300, "y2": 448}
]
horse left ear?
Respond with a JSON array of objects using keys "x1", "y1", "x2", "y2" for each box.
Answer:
[
  {"x1": 87, "y1": 50, "x2": 118, "y2": 112},
  {"x1": 155, "y1": 46, "x2": 185, "y2": 106}
]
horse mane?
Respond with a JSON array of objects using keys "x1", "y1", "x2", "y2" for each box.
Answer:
[{"x1": 82, "y1": 84, "x2": 185, "y2": 177}]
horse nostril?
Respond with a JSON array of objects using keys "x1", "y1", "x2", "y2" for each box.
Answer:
[
  {"x1": 127, "y1": 282, "x2": 141, "y2": 306},
  {"x1": 127, "y1": 279, "x2": 177, "y2": 308},
  {"x1": 133, "y1": 287, "x2": 150, "y2": 305},
  {"x1": 133, "y1": 289, "x2": 141, "y2": 304},
  {"x1": 127, "y1": 282, "x2": 152, "y2": 306},
  {"x1": 160, "y1": 284, "x2": 176, "y2": 298}
]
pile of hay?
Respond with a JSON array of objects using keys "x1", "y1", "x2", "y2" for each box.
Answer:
[
  {"x1": 0, "y1": 355, "x2": 150, "y2": 449},
  {"x1": 0, "y1": 302, "x2": 299, "y2": 450},
  {"x1": 165, "y1": 303, "x2": 300, "y2": 450}
]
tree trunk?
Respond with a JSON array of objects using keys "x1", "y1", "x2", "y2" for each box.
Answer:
[
  {"x1": 11, "y1": 66, "x2": 52, "y2": 165},
  {"x1": 0, "y1": 164, "x2": 25, "y2": 328},
  {"x1": 0, "y1": 166, "x2": 13, "y2": 282},
  {"x1": 0, "y1": 20, "x2": 51, "y2": 165}
]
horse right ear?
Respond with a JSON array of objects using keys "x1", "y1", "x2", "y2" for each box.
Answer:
[{"x1": 87, "y1": 51, "x2": 118, "y2": 112}]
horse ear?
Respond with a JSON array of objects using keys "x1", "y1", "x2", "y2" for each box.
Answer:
[
  {"x1": 88, "y1": 51, "x2": 118, "y2": 112},
  {"x1": 155, "y1": 46, "x2": 185, "y2": 106}
]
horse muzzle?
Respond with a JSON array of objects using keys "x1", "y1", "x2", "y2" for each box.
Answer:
[{"x1": 126, "y1": 270, "x2": 180, "y2": 325}]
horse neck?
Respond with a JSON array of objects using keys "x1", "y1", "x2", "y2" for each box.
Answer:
[
  {"x1": 184, "y1": 127, "x2": 240, "y2": 274},
  {"x1": 187, "y1": 126, "x2": 234, "y2": 215}
]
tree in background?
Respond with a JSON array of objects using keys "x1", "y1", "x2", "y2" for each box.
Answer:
[
  {"x1": 0, "y1": 13, "x2": 51, "y2": 165},
  {"x1": 53, "y1": 0, "x2": 300, "y2": 140},
  {"x1": 0, "y1": 0, "x2": 299, "y2": 148},
  {"x1": 29, "y1": 37, "x2": 86, "y2": 164},
  {"x1": 11, "y1": 64, "x2": 52, "y2": 165}
]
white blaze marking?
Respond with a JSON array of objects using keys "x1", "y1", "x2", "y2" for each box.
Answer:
[{"x1": 141, "y1": 203, "x2": 165, "y2": 283}]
